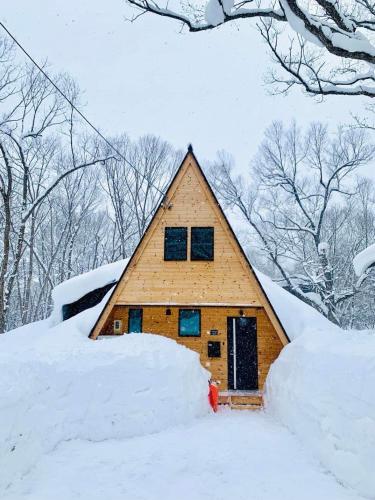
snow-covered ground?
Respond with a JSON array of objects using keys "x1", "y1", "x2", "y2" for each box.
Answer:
[
  {"x1": 0, "y1": 298, "x2": 209, "y2": 493},
  {"x1": 259, "y1": 270, "x2": 375, "y2": 498},
  {"x1": 2, "y1": 260, "x2": 375, "y2": 499},
  {"x1": 267, "y1": 327, "x2": 375, "y2": 498},
  {"x1": 3, "y1": 411, "x2": 360, "y2": 500}
]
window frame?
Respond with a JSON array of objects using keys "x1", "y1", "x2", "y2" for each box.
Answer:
[
  {"x1": 190, "y1": 227, "x2": 214, "y2": 261},
  {"x1": 178, "y1": 309, "x2": 201, "y2": 337},
  {"x1": 128, "y1": 308, "x2": 143, "y2": 333},
  {"x1": 164, "y1": 227, "x2": 188, "y2": 261}
]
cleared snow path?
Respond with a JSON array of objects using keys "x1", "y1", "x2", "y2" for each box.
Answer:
[{"x1": 4, "y1": 411, "x2": 360, "y2": 500}]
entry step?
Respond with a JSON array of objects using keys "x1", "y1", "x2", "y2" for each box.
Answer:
[{"x1": 219, "y1": 391, "x2": 263, "y2": 410}]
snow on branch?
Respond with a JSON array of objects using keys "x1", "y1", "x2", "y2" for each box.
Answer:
[
  {"x1": 353, "y1": 243, "x2": 375, "y2": 284},
  {"x1": 281, "y1": 0, "x2": 375, "y2": 61},
  {"x1": 126, "y1": 0, "x2": 375, "y2": 97},
  {"x1": 127, "y1": 0, "x2": 284, "y2": 30}
]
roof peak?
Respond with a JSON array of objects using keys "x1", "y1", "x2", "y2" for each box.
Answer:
[{"x1": 187, "y1": 143, "x2": 193, "y2": 153}]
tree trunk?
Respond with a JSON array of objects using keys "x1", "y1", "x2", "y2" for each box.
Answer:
[{"x1": 0, "y1": 194, "x2": 11, "y2": 333}]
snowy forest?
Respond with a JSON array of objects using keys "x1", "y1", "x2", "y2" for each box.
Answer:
[
  {"x1": 3, "y1": 1, "x2": 375, "y2": 499},
  {"x1": 1, "y1": 32, "x2": 375, "y2": 333}
]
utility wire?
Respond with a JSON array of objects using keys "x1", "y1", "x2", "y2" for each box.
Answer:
[{"x1": 0, "y1": 20, "x2": 165, "y2": 195}]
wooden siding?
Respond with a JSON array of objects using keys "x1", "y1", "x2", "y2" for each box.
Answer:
[
  {"x1": 101, "y1": 305, "x2": 284, "y2": 391},
  {"x1": 115, "y1": 162, "x2": 263, "y2": 306},
  {"x1": 90, "y1": 151, "x2": 289, "y2": 346}
]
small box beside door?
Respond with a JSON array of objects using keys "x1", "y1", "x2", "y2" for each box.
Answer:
[
  {"x1": 208, "y1": 341, "x2": 221, "y2": 358},
  {"x1": 113, "y1": 320, "x2": 122, "y2": 335}
]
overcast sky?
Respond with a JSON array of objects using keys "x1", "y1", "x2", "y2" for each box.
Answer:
[{"x1": 1, "y1": 0, "x2": 372, "y2": 173}]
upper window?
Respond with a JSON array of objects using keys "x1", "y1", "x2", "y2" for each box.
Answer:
[
  {"x1": 191, "y1": 227, "x2": 214, "y2": 261},
  {"x1": 164, "y1": 227, "x2": 187, "y2": 261},
  {"x1": 179, "y1": 309, "x2": 201, "y2": 337}
]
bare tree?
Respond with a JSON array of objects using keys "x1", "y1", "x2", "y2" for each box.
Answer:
[
  {"x1": 103, "y1": 134, "x2": 182, "y2": 257},
  {"x1": 0, "y1": 30, "x2": 186, "y2": 333},
  {"x1": 0, "y1": 50, "x2": 113, "y2": 332},
  {"x1": 126, "y1": 0, "x2": 375, "y2": 97},
  {"x1": 209, "y1": 121, "x2": 374, "y2": 325}
]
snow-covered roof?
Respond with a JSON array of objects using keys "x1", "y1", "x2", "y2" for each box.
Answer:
[
  {"x1": 49, "y1": 259, "x2": 129, "y2": 326},
  {"x1": 353, "y1": 243, "x2": 375, "y2": 277},
  {"x1": 255, "y1": 271, "x2": 338, "y2": 340}
]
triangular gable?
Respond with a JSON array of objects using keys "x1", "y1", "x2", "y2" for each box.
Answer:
[{"x1": 89, "y1": 148, "x2": 289, "y2": 345}]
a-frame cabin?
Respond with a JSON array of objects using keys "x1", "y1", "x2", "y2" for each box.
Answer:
[{"x1": 90, "y1": 147, "x2": 289, "y2": 407}]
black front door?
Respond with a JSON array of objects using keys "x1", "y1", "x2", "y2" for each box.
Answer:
[{"x1": 227, "y1": 317, "x2": 258, "y2": 390}]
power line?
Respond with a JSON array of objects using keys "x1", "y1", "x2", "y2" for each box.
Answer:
[{"x1": 0, "y1": 20, "x2": 165, "y2": 195}]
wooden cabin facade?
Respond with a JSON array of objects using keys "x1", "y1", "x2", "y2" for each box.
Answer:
[{"x1": 90, "y1": 148, "x2": 289, "y2": 407}]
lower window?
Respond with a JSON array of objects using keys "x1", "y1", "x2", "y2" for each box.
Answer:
[
  {"x1": 128, "y1": 308, "x2": 142, "y2": 333},
  {"x1": 179, "y1": 309, "x2": 201, "y2": 337}
]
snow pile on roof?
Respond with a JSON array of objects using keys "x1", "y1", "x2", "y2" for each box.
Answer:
[
  {"x1": 49, "y1": 259, "x2": 128, "y2": 325},
  {"x1": 266, "y1": 327, "x2": 375, "y2": 498},
  {"x1": 255, "y1": 270, "x2": 338, "y2": 340},
  {"x1": 353, "y1": 243, "x2": 375, "y2": 277},
  {"x1": 0, "y1": 301, "x2": 210, "y2": 492}
]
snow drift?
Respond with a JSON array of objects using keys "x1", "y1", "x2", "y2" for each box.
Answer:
[
  {"x1": 266, "y1": 328, "x2": 375, "y2": 498},
  {"x1": 0, "y1": 291, "x2": 209, "y2": 492},
  {"x1": 3, "y1": 257, "x2": 375, "y2": 499},
  {"x1": 256, "y1": 266, "x2": 375, "y2": 498}
]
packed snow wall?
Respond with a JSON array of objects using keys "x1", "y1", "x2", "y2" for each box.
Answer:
[
  {"x1": 0, "y1": 307, "x2": 210, "y2": 492},
  {"x1": 266, "y1": 328, "x2": 375, "y2": 499}
]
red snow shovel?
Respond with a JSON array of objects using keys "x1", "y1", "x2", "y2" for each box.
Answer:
[{"x1": 208, "y1": 380, "x2": 219, "y2": 412}]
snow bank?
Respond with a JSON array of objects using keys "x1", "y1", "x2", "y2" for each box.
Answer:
[
  {"x1": 256, "y1": 270, "x2": 338, "y2": 340},
  {"x1": 49, "y1": 258, "x2": 128, "y2": 325},
  {"x1": 3, "y1": 254, "x2": 364, "y2": 496},
  {"x1": 353, "y1": 243, "x2": 375, "y2": 277},
  {"x1": 0, "y1": 296, "x2": 210, "y2": 492},
  {"x1": 266, "y1": 328, "x2": 375, "y2": 499}
]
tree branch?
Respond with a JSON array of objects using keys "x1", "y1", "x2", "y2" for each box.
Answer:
[{"x1": 21, "y1": 156, "x2": 115, "y2": 223}]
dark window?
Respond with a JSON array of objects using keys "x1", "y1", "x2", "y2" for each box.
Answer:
[
  {"x1": 179, "y1": 309, "x2": 201, "y2": 337},
  {"x1": 128, "y1": 308, "x2": 142, "y2": 333},
  {"x1": 62, "y1": 282, "x2": 116, "y2": 321},
  {"x1": 164, "y1": 227, "x2": 187, "y2": 261},
  {"x1": 191, "y1": 227, "x2": 214, "y2": 261},
  {"x1": 208, "y1": 341, "x2": 221, "y2": 358}
]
